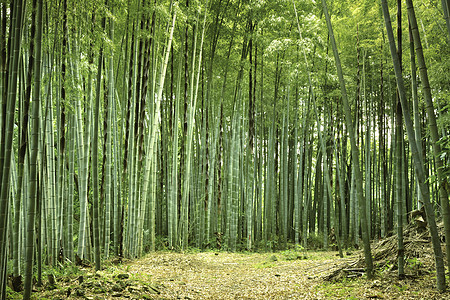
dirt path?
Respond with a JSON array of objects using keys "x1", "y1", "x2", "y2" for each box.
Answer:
[
  {"x1": 127, "y1": 251, "x2": 328, "y2": 299},
  {"x1": 123, "y1": 251, "x2": 447, "y2": 300}
]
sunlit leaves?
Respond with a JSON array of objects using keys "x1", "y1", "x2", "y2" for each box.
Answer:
[{"x1": 265, "y1": 39, "x2": 292, "y2": 55}]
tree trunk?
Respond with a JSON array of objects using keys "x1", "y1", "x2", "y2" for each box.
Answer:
[
  {"x1": 1, "y1": 0, "x2": 24, "y2": 295},
  {"x1": 406, "y1": 0, "x2": 450, "y2": 269},
  {"x1": 382, "y1": 0, "x2": 446, "y2": 291},
  {"x1": 92, "y1": 14, "x2": 105, "y2": 269},
  {"x1": 23, "y1": 0, "x2": 43, "y2": 297}
]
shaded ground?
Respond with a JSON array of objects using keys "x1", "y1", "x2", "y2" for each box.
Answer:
[{"x1": 9, "y1": 249, "x2": 450, "y2": 299}]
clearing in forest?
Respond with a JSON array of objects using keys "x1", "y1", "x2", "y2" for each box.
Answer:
[{"x1": 10, "y1": 249, "x2": 449, "y2": 299}]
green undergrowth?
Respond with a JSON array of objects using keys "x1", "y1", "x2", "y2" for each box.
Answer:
[{"x1": 315, "y1": 278, "x2": 362, "y2": 299}]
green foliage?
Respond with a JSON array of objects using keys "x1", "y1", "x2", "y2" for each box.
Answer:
[
  {"x1": 253, "y1": 260, "x2": 276, "y2": 269},
  {"x1": 378, "y1": 260, "x2": 394, "y2": 274},
  {"x1": 307, "y1": 233, "x2": 324, "y2": 250},
  {"x1": 280, "y1": 245, "x2": 306, "y2": 261},
  {"x1": 150, "y1": 236, "x2": 169, "y2": 252},
  {"x1": 406, "y1": 257, "x2": 423, "y2": 274},
  {"x1": 38, "y1": 263, "x2": 82, "y2": 290},
  {"x1": 266, "y1": 237, "x2": 279, "y2": 251},
  {"x1": 57, "y1": 264, "x2": 82, "y2": 278},
  {"x1": 315, "y1": 279, "x2": 359, "y2": 299},
  {"x1": 3, "y1": 0, "x2": 450, "y2": 296},
  {"x1": 393, "y1": 284, "x2": 409, "y2": 292},
  {"x1": 5, "y1": 286, "x2": 21, "y2": 300}
]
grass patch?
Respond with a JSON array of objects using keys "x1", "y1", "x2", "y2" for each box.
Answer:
[{"x1": 315, "y1": 279, "x2": 360, "y2": 299}]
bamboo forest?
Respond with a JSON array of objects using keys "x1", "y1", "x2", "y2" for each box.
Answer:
[{"x1": 1, "y1": 0, "x2": 450, "y2": 299}]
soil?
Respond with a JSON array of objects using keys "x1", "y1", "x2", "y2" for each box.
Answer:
[{"x1": 9, "y1": 249, "x2": 450, "y2": 299}]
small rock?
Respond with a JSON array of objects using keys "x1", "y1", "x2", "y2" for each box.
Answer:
[{"x1": 47, "y1": 274, "x2": 56, "y2": 286}]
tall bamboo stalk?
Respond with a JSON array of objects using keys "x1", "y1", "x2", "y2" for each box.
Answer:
[
  {"x1": 381, "y1": 0, "x2": 446, "y2": 291},
  {"x1": 0, "y1": 1, "x2": 24, "y2": 295},
  {"x1": 406, "y1": 0, "x2": 450, "y2": 268},
  {"x1": 321, "y1": 0, "x2": 372, "y2": 276},
  {"x1": 92, "y1": 16, "x2": 105, "y2": 270},
  {"x1": 23, "y1": 0, "x2": 43, "y2": 297},
  {"x1": 141, "y1": 6, "x2": 176, "y2": 251}
]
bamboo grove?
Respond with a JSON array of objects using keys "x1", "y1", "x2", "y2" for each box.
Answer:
[{"x1": 1, "y1": 0, "x2": 450, "y2": 297}]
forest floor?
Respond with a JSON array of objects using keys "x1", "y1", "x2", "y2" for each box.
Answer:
[{"x1": 8, "y1": 247, "x2": 450, "y2": 299}]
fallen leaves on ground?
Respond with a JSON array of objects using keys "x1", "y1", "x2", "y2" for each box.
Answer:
[{"x1": 13, "y1": 249, "x2": 449, "y2": 299}]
